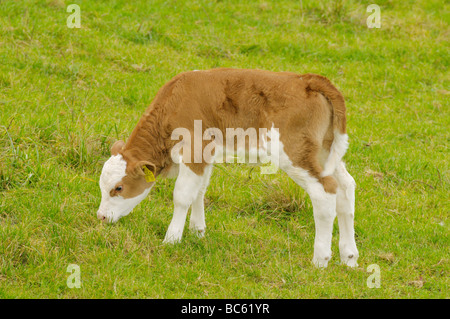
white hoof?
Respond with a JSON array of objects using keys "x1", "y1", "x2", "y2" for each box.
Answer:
[
  {"x1": 340, "y1": 253, "x2": 359, "y2": 267},
  {"x1": 163, "y1": 233, "x2": 182, "y2": 244},
  {"x1": 190, "y1": 227, "x2": 206, "y2": 239},
  {"x1": 313, "y1": 255, "x2": 331, "y2": 268},
  {"x1": 340, "y1": 245, "x2": 359, "y2": 267}
]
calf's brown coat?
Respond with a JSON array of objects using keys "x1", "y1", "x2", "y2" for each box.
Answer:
[{"x1": 114, "y1": 68, "x2": 346, "y2": 195}]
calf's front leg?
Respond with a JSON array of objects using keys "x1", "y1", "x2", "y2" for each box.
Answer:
[
  {"x1": 189, "y1": 165, "x2": 213, "y2": 238},
  {"x1": 163, "y1": 163, "x2": 204, "y2": 244}
]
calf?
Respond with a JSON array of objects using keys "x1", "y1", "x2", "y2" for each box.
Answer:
[{"x1": 97, "y1": 68, "x2": 358, "y2": 268}]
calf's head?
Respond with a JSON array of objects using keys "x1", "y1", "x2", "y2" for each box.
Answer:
[{"x1": 97, "y1": 140, "x2": 156, "y2": 223}]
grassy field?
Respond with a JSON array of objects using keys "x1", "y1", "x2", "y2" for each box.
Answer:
[{"x1": 0, "y1": 0, "x2": 448, "y2": 298}]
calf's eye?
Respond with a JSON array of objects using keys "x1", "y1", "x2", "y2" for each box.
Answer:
[{"x1": 115, "y1": 186, "x2": 123, "y2": 192}]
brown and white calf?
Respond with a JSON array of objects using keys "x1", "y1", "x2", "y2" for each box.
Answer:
[{"x1": 97, "y1": 68, "x2": 358, "y2": 268}]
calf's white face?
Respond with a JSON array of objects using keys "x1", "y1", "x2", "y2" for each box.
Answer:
[{"x1": 97, "y1": 154, "x2": 154, "y2": 223}]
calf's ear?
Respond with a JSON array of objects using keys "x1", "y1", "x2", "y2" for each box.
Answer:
[
  {"x1": 134, "y1": 161, "x2": 157, "y2": 183},
  {"x1": 111, "y1": 140, "x2": 125, "y2": 156}
]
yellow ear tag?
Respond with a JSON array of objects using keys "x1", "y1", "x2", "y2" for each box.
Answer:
[{"x1": 142, "y1": 166, "x2": 155, "y2": 183}]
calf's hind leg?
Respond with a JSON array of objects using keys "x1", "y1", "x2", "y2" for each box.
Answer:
[
  {"x1": 306, "y1": 177, "x2": 337, "y2": 268},
  {"x1": 334, "y1": 161, "x2": 359, "y2": 267},
  {"x1": 280, "y1": 158, "x2": 337, "y2": 268}
]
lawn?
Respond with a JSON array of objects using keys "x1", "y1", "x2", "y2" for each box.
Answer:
[{"x1": 0, "y1": 0, "x2": 448, "y2": 298}]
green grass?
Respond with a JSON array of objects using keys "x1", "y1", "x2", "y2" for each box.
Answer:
[{"x1": 0, "y1": 0, "x2": 448, "y2": 298}]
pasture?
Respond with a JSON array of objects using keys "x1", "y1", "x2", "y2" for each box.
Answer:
[{"x1": 0, "y1": 0, "x2": 448, "y2": 298}]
